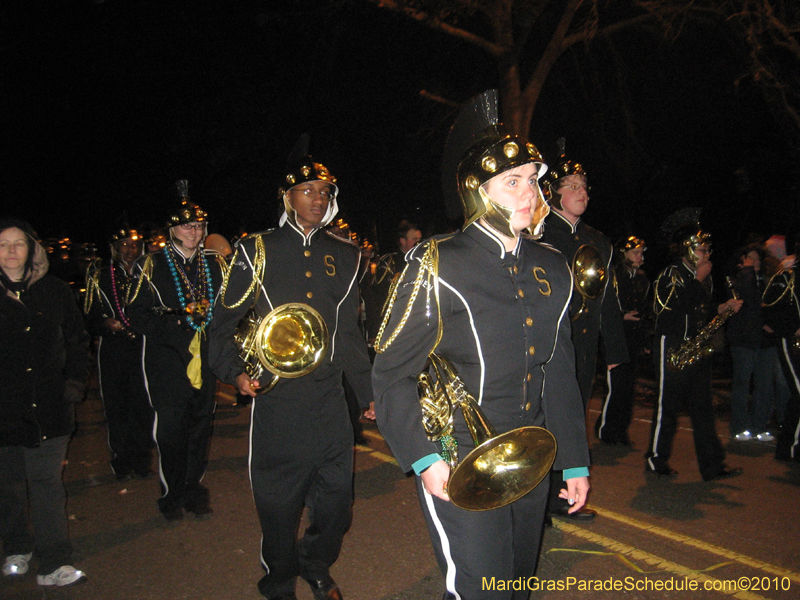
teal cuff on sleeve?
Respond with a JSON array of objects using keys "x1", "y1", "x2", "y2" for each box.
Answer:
[
  {"x1": 562, "y1": 467, "x2": 589, "y2": 481},
  {"x1": 412, "y1": 453, "x2": 444, "y2": 476}
]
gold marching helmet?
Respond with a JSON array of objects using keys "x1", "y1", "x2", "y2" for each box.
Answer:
[
  {"x1": 541, "y1": 137, "x2": 587, "y2": 211},
  {"x1": 617, "y1": 235, "x2": 646, "y2": 254},
  {"x1": 167, "y1": 180, "x2": 209, "y2": 228},
  {"x1": 278, "y1": 133, "x2": 339, "y2": 231},
  {"x1": 442, "y1": 89, "x2": 549, "y2": 239},
  {"x1": 661, "y1": 207, "x2": 710, "y2": 269}
]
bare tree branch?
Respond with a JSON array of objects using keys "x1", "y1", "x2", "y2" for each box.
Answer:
[{"x1": 365, "y1": 0, "x2": 505, "y2": 57}]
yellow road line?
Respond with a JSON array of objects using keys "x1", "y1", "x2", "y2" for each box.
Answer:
[
  {"x1": 355, "y1": 431, "x2": 398, "y2": 466},
  {"x1": 553, "y1": 520, "x2": 772, "y2": 600},
  {"x1": 593, "y1": 507, "x2": 800, "y2": 583},
  {"x1": 360, "y1": 429, "x2": 794, "y2": 592},
  {"x1": 360, "y1": 449, "x2": 398, "y2": 465}
]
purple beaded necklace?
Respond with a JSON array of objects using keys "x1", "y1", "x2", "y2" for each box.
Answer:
[{"x1": 109, "y1": 262, "x2": 133, "y2": 330}]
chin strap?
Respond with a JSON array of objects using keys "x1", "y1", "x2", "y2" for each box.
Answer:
[{"x1": 477, "y1": 186, "x2": 550, "y2": 240}]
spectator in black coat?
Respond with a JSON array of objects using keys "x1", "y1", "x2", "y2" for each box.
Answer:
[
  {"x1": 0, "y1": 218, "x2": 90, "y2": 587},
  {"x1": 726, "y1": 244, "x2": 776, "y2": 441}
]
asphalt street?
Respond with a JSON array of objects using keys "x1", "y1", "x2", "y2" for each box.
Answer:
[{"x1": 1, "y1": 377, "x2": 798, "y2": 600}]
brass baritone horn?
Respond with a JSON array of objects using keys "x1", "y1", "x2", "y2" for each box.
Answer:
[
  {"x1": 234, "y1": 303, "x2": 328, "y2": 394},
  {"x1": 417, "y1": 353, "x2": 557, "y2": 511},
  {"x1": 571, "y1": 244, "x2": 605, "y2": 321}
]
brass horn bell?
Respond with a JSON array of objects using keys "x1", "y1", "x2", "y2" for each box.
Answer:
[
  {"x1": 234, "y1": 303, "x2": 328, "y2": 394},
  {"x1": 571, "y1": 244, "x2": 605, "y2": 321},
  {"x1": 418, "y1": 354, "x2": 556, "y2": 511}
]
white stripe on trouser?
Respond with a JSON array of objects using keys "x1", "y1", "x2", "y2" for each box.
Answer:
[
  {"x1": 249, "y1": 398, "x2": 270, "y2": 575},
  {"x1": 647, "y1": 335, "x2": 667, "y2": 470},
  {"x1": 597, "y1": 369, "x2": 613, "y2": 437},
  {"x1": 423, "y1": 488, "x2": 461, "y2": 600},
  {"x1": 781, "y1": 339, "x2": 800, "y2": 459},
  {"x1": 140, "y1": 337, "x2": 168, "y2": 498}
]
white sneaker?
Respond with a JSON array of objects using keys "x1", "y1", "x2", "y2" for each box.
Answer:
[
  {"x1": 2, "y1": 553, "x2": 32, "y2": 576},
  {"x1": 734, "y1": 430, "x2": 752, "y2": 441},
  {"x1": 36, "y1": 565, "x2": 87, "y2": 587},
  {"x1": 756, "y1": 431, "x2": 775, "y2": 442}
]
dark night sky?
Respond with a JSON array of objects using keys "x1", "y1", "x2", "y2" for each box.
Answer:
[{"x1": 2, "y1": 0, "x2": 799, "y2": 272}]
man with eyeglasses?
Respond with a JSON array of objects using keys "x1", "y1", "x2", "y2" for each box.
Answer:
[
  {"x1": 126, "y1": 180, "x2": 224, "y2": 521},
  {"x1": 208, "y1": 136, "x2": 374, "y2": 600},
  {"x1": 540, "y1": 144, "x2": 628, "y2": 523}
]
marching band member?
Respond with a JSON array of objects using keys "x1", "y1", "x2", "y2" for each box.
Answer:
[
  {"x1": 762, "y1": 248, "x2": 800, "y2": 462},
  {"x1": 645, "y1": 210, "x2": 742, "y2": 480},
  {"x1": 595, "y1": 236, "x2": 650, "y2": 446},
  {"x1": 539, "y1": 143, "x2": 628, "y2": 522},
  {"x1": 372, "y1": 90, "x2": 590, "y2": 600},
  {"x1": 363, "y1": 219, "x2": 422, "y2": 345},
  {"x1": 84, "y1": 227, "x2": 153, "y2": 479},
  {"x1": 208, "y1": 136, "x2": 374, "y2": 600},
  {"x1": 126, "y1": 181, "x2": 223, "y2": 520}
]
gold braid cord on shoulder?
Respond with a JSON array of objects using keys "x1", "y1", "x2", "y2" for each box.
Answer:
[
  {"x1": 213, "y1": 254, "x2": 231, "y2": 281},
  {"x1": 372, "y1": 254, "x2": 397, "y2": 286},
  {"x1": 762, "y1": 269, "x2": 795, "y2": 308},
  {"x1": 126, "y1": 254, "x2": 154, "y2": 305},
  {"x1": 220, "y1": 235, "x2": 266, "y2": 309},
  {"x1": 83, "y1": 259, "x2": 102, "y2": 315},
  {"x1": 374, "y1": 240, "x2": 442, "y2": 354},
  {"x1": 653, "y1": 268, "x2": 678, "y2": 316}
]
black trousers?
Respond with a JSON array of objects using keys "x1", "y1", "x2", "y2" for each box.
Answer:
[
  {"x1": 645, "y1": 336, "x2": 725, "y2": 479},
  {"x1": 250, "y1": 389, "x2": 354, "y2": 599},
  {"x1": 775, "y1": 338, "x2": 800, "y2": 460},
  {"x1": 0, "y1": 437, "x2": 72, "y2": 574},
  {"x1": 143, "y1": 343, "x2": 216, "y2": 514},
  {"x1": 418, "y1": 475, "x2": 550, "y2": 600},
  {"x1": 98, "y1": 338, "x2": 153, "y2": 476},
  {"x1": 595, "y1": 360, "x2": 637, "y2": 443}
]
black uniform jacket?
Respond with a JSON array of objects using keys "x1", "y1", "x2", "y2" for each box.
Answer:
[
  {"x1": 762, "y1": 265, "x2": 800, "y2": 340},
  {"x1": 615, "y1": 262, "x2": 651, "y2": 354},
  {"x1": 541, "y1": 211, "x2": 629, "y2": 366},
  {"x1": 127, "y1": 245, "x2": 223, "y2": 371},
  {"x1": 0, "y1": 242, "x2": 90, "y2": 448},
  {"x1": 85, "y1": 260, "x2": 141, "y2": 350},
  {"x1": 208, "y1": 223, "x2": 373, "y2": 408},
  {"x1": 372, "y1": 223, "x2": 590, "y2": 474},
  {"x1": 363, "y1": 251, "x2": 404, "y2": 341},
  {"x1": 653, "y1": 260, "x2": 712, "y2": 349}
]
